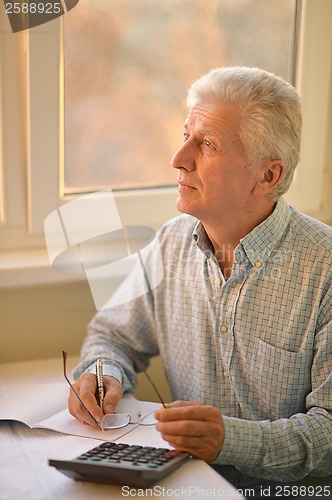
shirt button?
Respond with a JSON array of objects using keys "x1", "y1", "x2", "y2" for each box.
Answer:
[
  {"x1": 223, "y1": 370, "x2": 229, "y2": 378},
  {"x1": 255, "y1": 261, "x2": 262, "y2": 268},
  {"x1": 215, "y1": 278, "x2": 221, "y2": 285},
  {"x1": 220, "y1": 325, "x2": 228, "y2": 333}
]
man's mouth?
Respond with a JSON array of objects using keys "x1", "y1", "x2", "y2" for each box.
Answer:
[{"x1": 177, "y1": 180, "x2": 197, "y2": 191}]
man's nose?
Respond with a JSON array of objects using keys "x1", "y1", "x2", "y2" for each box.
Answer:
[{"x1": 170, "y1": 141, "x2": 195, "y2": 172}]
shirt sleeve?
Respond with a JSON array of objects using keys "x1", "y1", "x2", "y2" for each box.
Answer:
[
  {"x1": 213, "y1": 315, "x2": 332, "y2": 482},
  {"x1": 72, "y1": 258, "x2": 160, "y2": 393}
]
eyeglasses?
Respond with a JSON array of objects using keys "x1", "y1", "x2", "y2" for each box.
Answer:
[{"x1": 62, "y1": 349, "x2": 166, "y2": 431}]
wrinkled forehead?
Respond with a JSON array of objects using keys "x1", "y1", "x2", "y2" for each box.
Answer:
[{"x1": 185, "y1": 101, "x2": 246, "y2": 150}]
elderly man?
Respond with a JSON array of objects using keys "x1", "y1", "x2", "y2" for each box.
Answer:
[{"x1": 69, "y1": 67, "x2": 331, "y2": 496}]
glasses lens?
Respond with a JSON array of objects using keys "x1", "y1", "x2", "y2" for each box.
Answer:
[
  {"x1": 101, "y1": 413, "x2": 131, "y2": 429},
  {"x1": 138, "y1": 409, "x2": 158, "y2": 425}
]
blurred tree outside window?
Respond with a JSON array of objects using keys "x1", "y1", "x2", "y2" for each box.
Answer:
[{"x1": 64, "y1": 0, "x2": 296, "y2": 194}]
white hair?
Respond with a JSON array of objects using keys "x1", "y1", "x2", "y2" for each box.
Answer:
[{"x1": 186, "y1": 66, "x2": 302, "y2": 200}]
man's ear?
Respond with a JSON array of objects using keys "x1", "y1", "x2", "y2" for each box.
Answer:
[{"x1": 253, "y1": 160, "x2": 285, "y2": 196}]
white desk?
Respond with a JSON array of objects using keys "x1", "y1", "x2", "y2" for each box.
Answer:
[{"x1": 0, "y1": 357, "x2": 243, "y2": 499}]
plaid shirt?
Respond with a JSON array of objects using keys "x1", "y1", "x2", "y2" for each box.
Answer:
[{"x1": 74, "y1": 197, "x2": 332, "y2": 481}]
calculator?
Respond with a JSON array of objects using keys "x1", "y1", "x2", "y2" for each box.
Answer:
[{"x1": 49, "y1": 442, "x2": 190, "y2": 487}]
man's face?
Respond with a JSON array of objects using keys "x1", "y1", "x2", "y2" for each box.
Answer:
[{"x1": 171, "y1": 101, "x2": 262, "y2": 225}]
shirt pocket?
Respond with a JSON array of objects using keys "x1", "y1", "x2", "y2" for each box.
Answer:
[{"x1": 248, "y1": 338, "x2": 312, "y2": 420}]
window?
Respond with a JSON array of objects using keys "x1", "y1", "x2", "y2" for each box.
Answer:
[
  {"x1": 0, "y1": 0, "x2": 331, "y2": 285},
  {"x1": 285, "y1": 0, "x2": 332, "y2": 219},
  {"x1": 63, "y1": 0, "x2": 296, "y2": 194}
]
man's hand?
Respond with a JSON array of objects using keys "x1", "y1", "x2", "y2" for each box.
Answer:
[
  {"x1": 68, "y1": 373, "x2": 123, "y2": 428},
  {"x1": 154, "y1": 400, "x2": 225, "y2": 462}
]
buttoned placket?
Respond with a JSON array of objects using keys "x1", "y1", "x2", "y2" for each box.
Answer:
[
  {"x1": 203, "y1": 253, "x2": 235, "y2": 412},
  {"x1": 198, "y1": 232, "x2": 266, "y2": 413},
  {"x1": 209, "y1": 246, "x2": 264, "y2": 416}
]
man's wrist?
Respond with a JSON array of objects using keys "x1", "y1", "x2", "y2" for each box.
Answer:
[
  {"x1": 86, "y1": 362, "x2": 123, "y2": 386},
  {"x1": 212, "y1": 416, "x2": 267, "y2": 467}
]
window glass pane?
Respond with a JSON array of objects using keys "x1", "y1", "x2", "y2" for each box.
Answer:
[{"x1": 64, "y1": 0, "x2": 296, "y2": 194}]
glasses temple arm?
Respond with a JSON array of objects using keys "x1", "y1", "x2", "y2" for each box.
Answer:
[
  {"x1": 128, "y1": 347, "x2": 166, "y2": 408},
  {"x1": 62, "y1": 351, "x2": 101, "y2": 427}
]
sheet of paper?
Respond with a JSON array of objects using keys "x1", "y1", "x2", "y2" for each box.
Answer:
[
  {"x1": 116, "y1": 396, "x2": 161, "y2": 424},
  {"x1": 37, "y1": 395, "x2": 161, "y2": 441},
  {"x1": 36, "y1": 408, "x2": 138, "y2": 441},
  {"x1": 0, "y1": 382, "x2": 69, "y2": 426},
  {"x1": 0, "y1": 381, "x2": 162, "y2": 443}
]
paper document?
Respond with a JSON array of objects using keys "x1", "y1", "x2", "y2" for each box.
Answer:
[
  {"x1": 0, "y1": 382, "x2": 163, "y2": 443},
  {"x1": 0, "y1": 382, "x2": 68, "y2": 426}
]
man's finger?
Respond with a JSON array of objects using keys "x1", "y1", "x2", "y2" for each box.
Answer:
[
  {"x1": 102, "y1": 376, "x2": 123, "y2": 414},
  {"x1": 164, "y1": 400, "x2": 203, "y2": 409},
  {"x1": 67, "y1": 373, "x2": 103, "y2": 427},
  {"x1": 155, "y1": 404, "x2": 219, "y2": 423}
]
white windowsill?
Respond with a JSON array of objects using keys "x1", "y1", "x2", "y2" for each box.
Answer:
[
  {"x1": 0, "y1": 242, "x2": 147, "y2": 289},
  {"x1": 0, "y1": 186, "x2": 180, "y2": 289},
  {"x1": 0, "y1": 248, "x2": 85, "y2": 289}
]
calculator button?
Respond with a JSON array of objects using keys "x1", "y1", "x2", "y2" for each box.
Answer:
[{"x1": 116, "y1": 444, "x2": 129, "y2": 450}]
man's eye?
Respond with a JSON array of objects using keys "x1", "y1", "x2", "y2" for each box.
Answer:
[
  {"x1": 183, "y1": 133, "x2": 190, "y2": 142},
  {"x1": 204, "y1": 140, "x2": 212, "y2": 147}
]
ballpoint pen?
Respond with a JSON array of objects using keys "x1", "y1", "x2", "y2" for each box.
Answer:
[{"x1": 96, "y1": 359, "x2": 104, "y2": 409}]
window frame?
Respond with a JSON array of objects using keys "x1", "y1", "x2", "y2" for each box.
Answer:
[
  {"x1": 0, "y1": 0, "x2": 331, "y2": 286},
  {"x1": 284, "y1": 0, "x2": 332, "y2": 219}
]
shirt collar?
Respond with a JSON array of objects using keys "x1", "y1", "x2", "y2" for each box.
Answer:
[
  {"x1": 192, "y1": 221, "x2": 214, "y2": 257},
  {"x1": 192, "y1": 197, "x2": 291, "y2": 266},
  {"x1": 239, "y1": 197, "x2": 291, "y2": 266}
]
